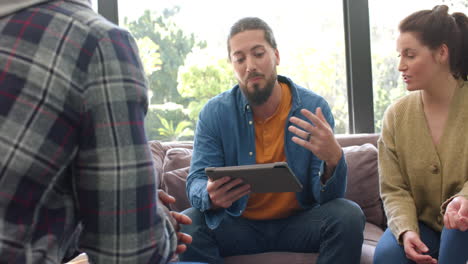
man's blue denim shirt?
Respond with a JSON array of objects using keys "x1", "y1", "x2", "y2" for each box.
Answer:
[{"x1": 186, "y1": 75, "x2": 347, "y2": 229}]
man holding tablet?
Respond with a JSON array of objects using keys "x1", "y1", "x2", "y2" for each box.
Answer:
[{"x1": 180, "y1": 17, "x2": 365, "y2": 264}]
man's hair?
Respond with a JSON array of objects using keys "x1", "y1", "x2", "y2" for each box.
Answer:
[
  {"x1": 227, "y1": 17, "x2": 277, "y2": 60},
  {"x1": 399, "y1": 5, "x2": 468, "y2": 80}
]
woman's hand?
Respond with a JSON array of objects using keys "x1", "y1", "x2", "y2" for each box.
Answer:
[
  {"x1": 444, "y1": 196, "x2": 468, "y2": 231},
  {"x1": 402, "y1": 231, "x2": 437, "y2": 264}
]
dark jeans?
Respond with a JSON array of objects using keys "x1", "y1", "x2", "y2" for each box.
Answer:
[
  {"x1": 374, "y1": 222, "x2": 468, "y2": 264},
  {"x1": 179, "y1": 198, "x2": 365, "y2": 264}
]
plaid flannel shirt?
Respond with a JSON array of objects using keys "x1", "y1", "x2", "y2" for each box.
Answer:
[{"x1": 0, "y1": 0, "x2": 177, "y2": 263}]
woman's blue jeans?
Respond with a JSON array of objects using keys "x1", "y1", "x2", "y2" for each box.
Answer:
[
  {"x1": 374, "y1": 222, "x2": 468, "y2": 264},
  {"x1": 179, "y1": 198, "x2": 365, "y2": 264}
]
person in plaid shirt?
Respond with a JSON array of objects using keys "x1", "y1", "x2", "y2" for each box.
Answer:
[{"x1": 0, "y1": 0, "x2": 192, "y2": 263}]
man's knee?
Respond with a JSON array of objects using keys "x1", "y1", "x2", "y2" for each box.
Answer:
[
  {"x1": 326, "y1": 198, "x2": 365, "y2": 225},
  {"x1": 322, "y1": 198, "x2": 366, "y2": 241}
]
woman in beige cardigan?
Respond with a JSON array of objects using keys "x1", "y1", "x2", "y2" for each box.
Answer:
[{"x1": 374, "y1": 5, "x2": 468, "y2": 264}]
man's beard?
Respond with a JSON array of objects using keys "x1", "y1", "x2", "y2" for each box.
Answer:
[{"x1": 241, "y1": 71, "x2": 277, "y2": 106}]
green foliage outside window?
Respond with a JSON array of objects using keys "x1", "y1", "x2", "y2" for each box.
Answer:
[
  {"x1": 157, "y1": 114, "x2": 194, "y2": 141},
  {"x1": 144, "y1": 103, "x2": 193, "y2": 141},
  {"x1": 177, "y1": 59, "x2": 237, "y2": 121},
  {"x1": 371, "y1": 54, "x2": 407, "y2": 131},
  {"x1": 125, "y1": 7, "x2": 206, "y2": 105}
]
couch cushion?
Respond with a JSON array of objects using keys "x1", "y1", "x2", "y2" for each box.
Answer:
[
  {"x1": 161, "y1": 147, "x2": 192, "y2": 211},
  {"x1": 343, "y1": 143, "x2": 386, "y2": 229}
]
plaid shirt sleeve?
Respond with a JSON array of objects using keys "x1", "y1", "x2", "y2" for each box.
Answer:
[{"x1": 75, "y1": 18, "x2": 177, "y2": 264}]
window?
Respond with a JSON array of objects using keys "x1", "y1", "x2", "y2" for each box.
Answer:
[
  {"x1": 118, "y1": 0, "x2": 348, "y2": 141},
  {"x1": 91, "y1": 0, "x2": 98, "y2": 11},
  {"x1": 369, "y1": 0, "x2": 468, "y2": 132}
]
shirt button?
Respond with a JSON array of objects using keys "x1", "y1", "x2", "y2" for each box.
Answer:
[
  {"x1": 430, "y1": 164, "x2": 439, "y2": 174},
  {"x1": 249, "y1": 152, "x2": 253, "y2": 156},
  {"x1": 249, "y1": 121, "x2": 253, "y2": 125}
]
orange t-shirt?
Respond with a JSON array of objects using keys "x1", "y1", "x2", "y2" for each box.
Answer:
[{"x1": 242, "y1": 82, "x2": 301, "y2": 220}]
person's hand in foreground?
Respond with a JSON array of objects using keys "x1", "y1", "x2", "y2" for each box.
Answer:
[{"x1": 158, "y1": 190, "x2": 193, "y2": 254}]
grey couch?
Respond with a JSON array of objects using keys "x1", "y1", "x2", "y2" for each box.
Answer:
[{"x1": 150, "y1": 133, "x2": 384, "y2": 264}]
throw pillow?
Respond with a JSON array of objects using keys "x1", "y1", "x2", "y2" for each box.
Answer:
[
  {"x1": 343, "y1": 143, "x2": 386, "y2": 228},
  {"x1": 161, "y1": 147, "x2": 192, "y2": 212}
]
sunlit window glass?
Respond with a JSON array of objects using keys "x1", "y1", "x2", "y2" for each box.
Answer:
[
  {"x1": 119, "y1": 0, "x2": 348, "y2": 141},
  {"x1": 91, "y1": 0, "x2": 98, "y2": 12}
]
